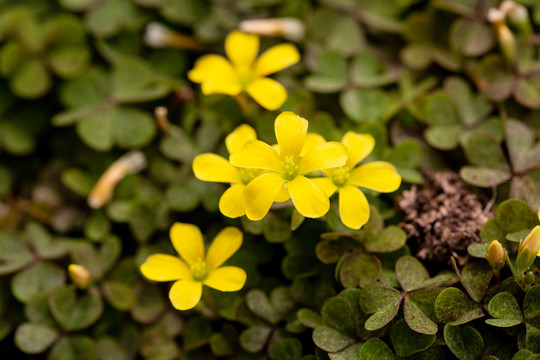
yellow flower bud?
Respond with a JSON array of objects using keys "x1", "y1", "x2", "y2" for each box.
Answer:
[
  {"x1": 486, "y1": 240, "x2": 505, "y2": 270},
  {"x1": 517, "y1": 226, "x2": 540, "y2": 271},
  {"x1": 68, "y1": 264, "x2": 92, "y2": 289}
]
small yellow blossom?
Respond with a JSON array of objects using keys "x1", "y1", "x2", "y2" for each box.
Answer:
[
  {"x1": 486, "y1": 240, "x2": 505, "y2": 270},
  {"x1": 312, "y1": 132, "x2": 401, "y2": 229},
  {"x1": 187, "y1": 30, "x2": 300, "y2": 110},
  {"x1": 140, "y1": 223, "x2": 246, "y2": 311},
  {"x1": 517, "y1": 225, "x2": 540, "y2": 271},
  {"x1": 230, "y1": 111, "x2": 347, "y2": 220},
  {"x1": 68, "y1": 264, "x2": 92, "y2": 289}
]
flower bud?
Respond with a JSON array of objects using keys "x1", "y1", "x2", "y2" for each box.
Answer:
[
  {"x1": 486, "y1": 240, "x2": 505, "y2": 270},
  {"x1": 68, "y1": 264, "x2": 92, "y2": 289},
  {"x1": 239, "y1": 18, "x2": 305, "y2": 41},
  {"x1": 517, "y1": 225, "x2": 540, "y2": 271},
  {"x1": 143, "y1": 22, "x2": 204, "y2": 51}
]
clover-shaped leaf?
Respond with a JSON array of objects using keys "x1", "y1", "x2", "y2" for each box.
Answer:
[
  {"x1": 364, "y1": 226, "x2": 406, "y2": 253},
  {"x1": 14, "y1": 322, "x2": 59, "y2": 354},
  {"x1": 339, "y1": 252, "x2": 381, "y2": 288},
  {"x1": 340, "y1": 88, "x2": 390, "y2": 123},
  {"x1": 48, "y1": 285, "x2": 103, "y2": 331},
  {"x1": 485, "y1": 292, "x2": 523, "y2": 327},
  {"x1": 48, "y1": 335, "x2": 97, "y2": 360},
  {"x1": 0, "y1": 231, "x2": 34, "y2": 275},
  {"x1": 246, "y1": 287, "x2": 294, "y2": 326},
  {"x1": 70, "y1": 236, "x2": 121, "y2": 280},
  {"x1": 403, "y1": 289, "x2": 441, "y2": 335},
  {"x1": 460, "y1": 261, "x2": 493, "y2": 303},
  {"x1": 444, "y1": 324, "x2": 484, "y2": 360},
  {"x1": 11, "y1": 262, "x2": 65, "y2": 303},
  {"x1": 312, "y1": 326, "x2": 355, "y2": 353},
  {"x1": 434, "y1": 288, "x2": 483, "y2": 325},
  {"x1": 505, "y1": 119, "x2": 540, "y2": 173},
  {"x1": 321, "y1": 297, "x2": 357, "y2": 337},
  {"x1": 396, "y1": 256, "x2": 430, "y2": 292},
  {"x1": 526, "y1": 323, "x2": 540, "y2": 353},
  {"x1": 390, "y1": 319, "x2": 436, "y2": 357},
  {"x1": 305, "y1": 51, "x2": 347, "y2": 94},
  {"x1": 358, "y1": 282, "x2": 402, "y2": 331},
  {"x1": 359, "y1": 338, "x2": 394, "y2": 360},
  {"x1": 524, "y1": 285, "x2": 540, "y2": 321}
]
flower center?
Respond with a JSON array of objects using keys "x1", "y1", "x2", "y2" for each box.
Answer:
[
  {"x1": 235, "y1": 66, "x2": 255, "y2": 87},
  {"x1": 238, "y1": 168, "x2": 263, "y2": 185},
  {"x1": 330, "y1": 166, "x2": 350, "y2": 187},
  {"x1": 190, "y1": 258, "x2": 208, "y2": 281},
  {"x1": 281, "y1": 155, "x2": 299, "y2": 181}
]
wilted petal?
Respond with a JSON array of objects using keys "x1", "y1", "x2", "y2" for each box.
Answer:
[
  {"x1": 204, "y1": 266, "x2": 247, "y2": 292},
  {"x1": 225, "y1": 30, "x2": 259, "y2": 68},
  {"x1": 298, "y1": 142, "x2": 347, "y2": 174},
  {"x1": 246, "y1": 77, "x2": 287, "y2": 110},
  {"x1": 225, "y1": 124, "x2": 257, "y2": 155},
  {"x1": 275, "y1": 111, "x2": 308, "y2": 158},
  {"x1": 170, "y1": 223, "x2": 205, "y2": 265},
  {"x1": 287, "y1": 175, "x2": 330, "y2": 218},
  {"x1": 169, "y1": 279, "x2": 203, "y2": 310},
  {"x1": 244, "y1": 172, "x2": 287, "y2": 220},
  {"x1": 219, "y1": 184, "x2": 246, "y2": 218},
  {"x1": 140, "y1": 254, "x2": 191, "y2": 282},
  {"x1": 342, "y1": 132, "x2": 375, "y2": 168},
  {"x1": 193, "y1": 153, "x2": 239, "y2": 183},
  {"x1": 339, "y1": 185, "x2": 370, "y2": 230},
  {"x1": 230, "y1": 140, "x2": 282, "y2": 173},
  {"x1": 349, "y1": 161, "x2": 402, "y2": 192},
  {"x1": 206, "y1": 227, "x2": 243, "y2": 270},
  {"x1": 255, "y1": 43, "x2": 300, "y2": 76}
]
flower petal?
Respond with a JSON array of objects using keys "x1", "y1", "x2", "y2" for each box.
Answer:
[
  {"x1": 311, "y1": 177, "x2": 338, "y2": 197},
  {"x1": 170, "y1": 223, "x2": 205, "y2": 265},
  {"x1": 204, "y1": 266, "x2": 247, "y2": 292},
  {"x1": 140, "y1": 254, "x2": 191, "y2": 282},
  {"x1": 274, "y1": 183, "x2": 291, "y2": 202},
  {"x1": 339, "y1": 185, "x2": 370, "y2": 230},
  {"x1": 225, "y1": 124, "x2": 257, "y2": 155},
  {"x1": 275, "y1": 111, "x2": 308, "y2": 158},
  {"x1": 255, "y1": 43, "x2": 300, "y2": 77},
  {"x1": 206, "y1": 227, "x2": 243, "y2": 270},
  {"x1": 188, "y1": 54, "x2": 235, "y2": 83},
  {"x1": 244, "y1": 172, "x2": 287, "y2": 221},
  {"x1": 230, "y1": 140, "x2": 282, "y2": 173},
  {"x1": 219, "y1": 184, "x2": 246, "y2": 218},
  {"x1": 169, "y1": 279, "x2": 202, "y2": 310},
  {"x1": 287, "y1": 175, "x2": 330, "y2": 218},
  {"x1": 298, "y1": 142, "x2": 347, "y2": 174},
  {"x1": 201, "y1": 78, "x2": 242, "y2": 96},
  {"x1": 225, "y1": 30, "x2": 259, "y2": 68},
  {"x1": 349, "y1": 161, "x2": 402, "y2": 192},
  {"x1": 301, "y1": 133, "x2": 326, "y2": 156},
  {"x1": 193, "y1": 153, "x2": 239, "y2": 183},
  {"x1": 246, "y1": 77, "x2": 287, "y2": 110},
  {"x1": 342, "y1": 132, "x2": 375, "y2": 168}
]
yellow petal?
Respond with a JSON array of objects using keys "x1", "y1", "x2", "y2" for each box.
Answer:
[
  {"x1": 274, "y1": 183, "x2": 291, "y2": 202},
  {"x1": 287, "y1": 175, "x2": 330, "y2": 218},
  {"x1": 225, "y1": 124, "x2": 257, "y2": 155},
  {"x1": 170, "y1": 223, "x2": 205, "y2": 265},
  {"x1": 301, "y1": 133, "x2": 326, "y2": 156},
  {"x1": 201, "y1": 78, "x2": 242, "y2": 96},
  {"x1": 342, "y1": 132, "x2": 375, "y2": 168},
  {"x1": 339, "y1": 185, "x2": 370, "y2": 230},
  {"x1": 298, "y1": 142, "x2": 347, "y2": 174},
  {"x1": 255, "y1": 43, "x2": 300, "y2": 77},
  {"x1": 275, "y1": 111, "x2": 308, "y2": 158},
  {"x1": 229, "y1": 140, "x2": 282, "y2": 173},
  {"x1": 140, "y1": 254, "x2": 191, "y2": 282},
  {"x1": 349, "y1": 161, "x2": 402, "y2": 192},
  {"x1": 244, "y1": 172, "x2": 287, "y2": 221},
  {"x1": 204, "y1": 266, "x2": 247, "y2": 292},
  {"x1": 206, "y1": 227, "x2": 243, "y2": 270},
  {"x1": 169, "y1": 279, "x2": 202, "y2": 310},
  {"x1": 311, "y1": 177, "x2": 338, "y2": 197},
  {"x1": 188, "y1": 54, "x2": 235, "y2": 83},
  {"x1": 225, "y1": 30, "x2": 259, "y2": 68},
  {"x1": 246, "y1": 77, "x2": 287, "y2": 110},
  {"x1": 193, "y1": 153, "x2": 239, "y2": 183},
  {"x1": 219, "y1": 184, "x2": 246, "y2": 218}
]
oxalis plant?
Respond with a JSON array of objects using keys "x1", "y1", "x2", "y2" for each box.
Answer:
[{"x1": 0, "y1": 0, "x2": 540, "y2": 360}]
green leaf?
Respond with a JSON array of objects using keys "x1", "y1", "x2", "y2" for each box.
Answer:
[
  {"x1": 434, "y1": 288, "x2": 484, "y2": 325},
  {"x1": 321, "y1": 297, "x2": 356, "y2": 337},
  {"x1": 450, "y1": 19, "x2": 494, "y2": 57},
  {"x1": 48, "y1": 285, "x2": 104, "y2": 331},
  {"x1": 526, "y1": 323, "x2": 540, "y2": 353},
  {"x1": 460, "y1": 130, "x2": 509, "y2": 170},
  {"x1": 423, "y1": 91, "x2": 459, "y2": 126},
  {"x1": 0, "y1": 231, "x2": 33, "y2": 275},
  {"x1": 240, "y1": 325, "x2": 272, "y2": 353},
  {"x1": 340, "y1": 88, "x2": 389, "y2": 123},
  {"x1": 246, "y1": 290, "x2": 279, "y2": 325},
  {"x1": 515, "y1": 77, "x2": 540, "y2": 109},
  {"x1": 166, "y1": 182, "x2": 200, "y2": 212},
  {"x1": 15, "y1": 323, "x2": 59, "y2": 354},
  {"x1": 312, "y1": 326, "x2": 355, "y2": 353},
  {"x1": 444, "y1": 76, "x2": 493, "y2": 126},
  {"x1": 61, "y1": 168, "x2": 95, "y2": 197},
  {"x1": 495, "y1": 199, "x2": 537, "y2": 233},
  {"x1": 102, "y1": 281, "x2": 135, "y2": 311},
  {"x1": 425, "y1": 125, "x2": 461, "y2": 150},
  {"x1": 76, "y1": 109, "x2": 114, "y2": 151},
  {"x1": 47, "y1": 45, "x2": 90, "y2": 78},
  {"x1": 485, "y1": 292, "x2": 523, "y2": 327},
  {"x1": 0, "y1": 118, "x2": 35, "y2": 155},
  {"x1": 364, "y1": 226, "x2": 406, "y2": 253},
  {"x1": 297, "y1": 308, "x2": 323, "y2": 329},
  {"x1": 26, "y1": 222, "x2": 72, "y2": 260},
  {"x1": 390, "y1": 319, "x2": 436, "y2": 357},
  {"x1": 459, "y1": 166, "x2": 511, "y2": 188},
  {"x1": 339, "y1": 252, "x2": 381, "y2": 288},
  {"x1": 524, "y1": 285, "x2": 540, "y2": 320},
  {"x1": 270, "y1": 338, "x2": 302, "y2": 360},
  {"x1": 359, "y1": 338, "x2": 394, "y2": 360},
  {"x1": 48, "y1": 335, "x2": 98, "y2": 360},
  {"x1": 112, "y1": 107, "x2": 156, "y2": 149},
  {"x1": 358, "y1": 282, "x2": 402, "y2": 330},
  {"x1": 395, "y1": 256, "x2": 430, "y2": 292},
  {"x1": 305, "y1": 51, "x2": 347, "y2": 93},
  {"x1": 131, "y1": 282, "x2": 165, "y2": 323},
  {"x1": 183, "y1": 317, "x2": 213, "y2": 351},
  {"x1": 444, "y1": 324, "x2": 484, "y2": 360},
  {"x1": 11, "y1": 262, "x2": 65, "y2": 303},
  {"x1": 10, "y1": 58, "x2": 52, "y2": 99},
  {"x1": 505, "y1": 119, "x2": 540, "y2": 173},
  {"x1": 403, "y1": 289, "x2": 441, "y2": 335},
  {"x1": 460, "y1": 261, "x2": 493, "y2": 303},
  {"x1": 352, "y1": 51, "x2": 395, "y2": 88}
]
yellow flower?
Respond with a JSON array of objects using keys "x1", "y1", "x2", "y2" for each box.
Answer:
[
  {"x1": 486, "y1": 240, "x2": 505, "y2": 270},
  {"x1": 193, "y1": 124, "x2": 264, "y2": 218},
  {"x1": 517, "y1": 225, "x2": 540, "y2": 271},
  {"x1": 140, "y1": 223, "x2": 246, "y2": 311},
  {"x1": 230, "y1": 111, "x2": 347, "y2": 220},
  {"x1": 187, "y1": 30, "x2": 300, "y2": 110},
  {"x1": 312, "y1": 132, "x2": 402, "y2": 229}
]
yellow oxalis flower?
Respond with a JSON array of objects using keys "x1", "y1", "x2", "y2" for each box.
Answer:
[
  {"x1": 140, "y1": 223, "x2": 246, "y2": 311},
  {"x1": 230, "y1": 111, "x2": 347, "y2": 220},
  {"x1": 312, "y1": 132, "x2": 402, "y2": 230},
  {"x1": 192, "y1": 124, "x2": 264, "y2": 218},
  {"x1": 187, "y1": 30, "x2": 300, "y2": 110}
]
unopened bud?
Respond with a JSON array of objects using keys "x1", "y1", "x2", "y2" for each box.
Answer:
[
  {"x1": 507, "y1": 3, "x2": 532, "y2": 36},
  {"x1": 144, "y1": 22, "x2": 204, "y2": 51},
  {"x1": 239, "y1": 18, "x2": 305, "y2": 41},
  {"x1": 517, "y1": 226, "x2": 540, "y2": 272},
  {"x1": 486, "y1": 240, "x2": 505, "y2": 271},
  {"x1": 496, "y1": 23, "x2": 517, "y2": 64},
  {"x1": 88, "y1": 151, "x2": 147, "y2": 209},
  {"x1": 68, "y1": 264, "x2": 92, "y2": 289}
]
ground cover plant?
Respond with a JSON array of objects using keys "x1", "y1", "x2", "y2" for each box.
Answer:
[{"x1": 1, "y1": 0, "x2": 540, "y2": 359}]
